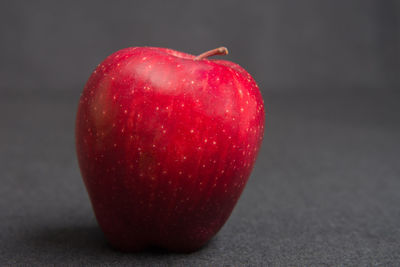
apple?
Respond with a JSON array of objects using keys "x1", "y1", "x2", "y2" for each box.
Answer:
[{"x1": 75, "y1": 46, "x2": 265, "y2": 252}]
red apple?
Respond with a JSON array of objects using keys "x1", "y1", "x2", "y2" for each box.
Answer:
[{"x1": 75, "y1": 46, "x2": 265, "y2": 252}]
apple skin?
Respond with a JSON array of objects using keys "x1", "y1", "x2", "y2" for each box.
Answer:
[{"x1": 75, "y1": 47, "x2": 265, "y2": 252}]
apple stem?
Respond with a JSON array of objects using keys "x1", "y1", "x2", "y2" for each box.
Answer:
[{"x1": 194, "y1": 47, "x2": 229, "y2": 60}]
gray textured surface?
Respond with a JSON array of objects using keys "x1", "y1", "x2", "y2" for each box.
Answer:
[{"x1": 1, "y1": 88, "x2": 399, "y2": 266}]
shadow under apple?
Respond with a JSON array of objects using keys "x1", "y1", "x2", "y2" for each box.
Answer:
[{"x1": 22, "y1": 224, "x2": 216, "y2": 263}]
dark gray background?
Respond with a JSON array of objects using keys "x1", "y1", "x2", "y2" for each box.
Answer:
[{"x1": 1, "y1": 0, "x2": 399, "y2": 266}]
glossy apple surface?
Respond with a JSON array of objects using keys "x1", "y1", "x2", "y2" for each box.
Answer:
[{"x1": 75, "y1": 47, "x2": 265, "y2": 252}]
